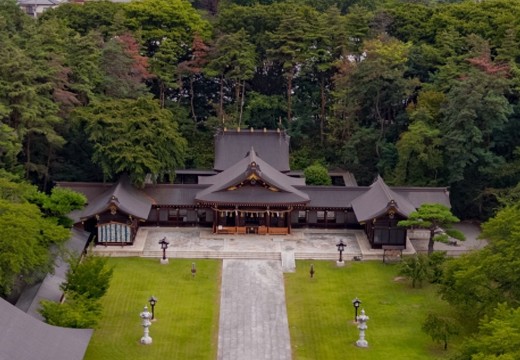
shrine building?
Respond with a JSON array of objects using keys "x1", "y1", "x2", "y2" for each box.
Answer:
[{"x1": 59, "y1": 128, "x2": 450, "y2": 249}]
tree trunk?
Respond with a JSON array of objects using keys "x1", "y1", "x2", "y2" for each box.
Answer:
[
  {"x1": 159, "y1": 81, "x2": 165, "y2": 109},
  {"x1": 43, "y1": 145, "x2": 53, "y2": 191},
  {"x1": 235, "y1": 81, "x2": 240, "y2": 122},
  {"x1": 219, "y1": 75, "x2": 224, "y2": 123},
  {"x1": 239, "y1": 80, "x2": 246, "y2": 127},
  {"x1": 428, "y1": 229, "x2": 435, "y2": 255},
  {"x1": 190, "y1": 77, "x2": 197, "y2": 122},
  {"x1": 287, "y1": 71, "x2": 293, "y2": 122},
  {"x1": 320, "y1": 77, "x2": 326, "y2": 144},
  {"x1": 25, "y1": 132, "x2": 31, "y2": 179}
]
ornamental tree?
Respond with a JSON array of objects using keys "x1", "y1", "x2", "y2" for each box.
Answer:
[
  {"x1": 422, "y1": 312, "x2": 459, "y2": 351},
  {"x1": 398, "y1": 203, "x2": 465, "y2": 255}
]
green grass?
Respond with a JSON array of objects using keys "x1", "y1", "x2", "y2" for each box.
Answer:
[
  {"x1": 84, "y1": 258, "x2": 221, "y2": 360},
  {"x1": 285, "y1": 260, "x2": 460, "y2": 360},
  {"x1": 85, "y1": 258, "x2": 460, "y2": 360}
]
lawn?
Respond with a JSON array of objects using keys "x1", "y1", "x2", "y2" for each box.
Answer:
[
  {"x1": 85, "y1": 258, "x2": 460, "y2": 360},
  {"x1": 84, "y1": 258, "x2": 222, "y2": 360},
  {"x1": 285, "y1": 260, "x2": 460, "y2": 360}
]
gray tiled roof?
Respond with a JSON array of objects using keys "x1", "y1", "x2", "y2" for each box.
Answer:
[
  {"x1": 77, "y1": 175, "x2": 153, "y2": 220},
  {"x1": 214, "y1": 129, "x2": 290, "y2": 172},
  {"x1": 0, "y1": 297, "x2": 93, "y2": 360},
  {"x1": 16, "y1": 228, "x2": 89, "y2": 320},
  {"x1": 299, "y1": 186, "x2": 367, "y2": 208},
  {"x1": 350, "y1": 176, "x2": 449, "y2": 222},
  {"x1": 143, "y1": 184, "x2": 208, "y2": 206},
  {"x1": 197, "y1": 148, "x2": 309, "y2": 205},
  {"x1": 18, "y1": 0, "x2": 60, "y2": 5},
  {"x1": 393, "y1": 187, "x2": 451, "y2": 208},
  {"x1": 56, "y1": 182, "x2": 112, "y2": 203}
]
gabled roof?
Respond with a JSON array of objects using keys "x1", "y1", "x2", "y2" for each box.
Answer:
[
  {"x1": 143, "y1": 184, "x2": 208, "y2": 206},
  {"x1": 214, "y1": 129, "x2": 290, "y2": 172},
  {"x1": 299, "y1": 186, "x2": 367, "y2": 208},
  {"x1": 196, "y1": 147, "x2": 309, "y2": 206},
  {"x1": 0, "y1": 297, "x2": 92, "y2": 360},
  {"x1": 78, "y1": 175, "x2": 153, "y2": 220},
  {"x1": 351, "y1": 176, "x2": 419, "y2": 222}
]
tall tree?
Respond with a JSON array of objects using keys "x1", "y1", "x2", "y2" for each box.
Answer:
[
  {"x1": 79, "y1": 97, "x2": 187, "y2": 186},
  {"x1": 178, "y1": 34, "x2": 210, "y2": 122},
  {"x1": 206, "y1": 29, "x2": 257, "y2": 124},
  {"x1": 439, "y1": 49, "x2": 512, "y2": 184},
  {"x1": 394, "y1": 120, "x2": 443, "y2": 186},
  {"x1": 100, "y1": 33, "x2": 151, "y2": 99},
  {"x1": 267, "y1": 6, "x2": 321, "y2": 122}
]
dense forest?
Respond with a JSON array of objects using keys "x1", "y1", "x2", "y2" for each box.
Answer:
[
  {"x1": 1, "y1": 0, "x2": 520, "y2": 219},
  {"x1": 1, "y1": 1, "x2": 520, "y2": 356}
]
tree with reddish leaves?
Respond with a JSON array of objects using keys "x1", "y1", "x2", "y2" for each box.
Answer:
[
  {"x1": 100, "y1": 33, "x2": 151, "y2": 99},
  {"x1": 177, "y1": 34, "x2": 210, "y2": 122}
]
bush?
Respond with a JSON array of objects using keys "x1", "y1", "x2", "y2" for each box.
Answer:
[
  {"x1": 427, "y1": 251, "x2": 447, "y2": 284},
  {"x1": 40, "y1": 292, "x2": 101, "y2": 328},
  {"x1": 62, "y1": 253, "x2": 114, "y2": 299},
  {"x1": 398, "y1": 254, "x2": 429, "y2": 288},
  {"x1": 304, "y1": 163, "x2": 331, "y2": 186},
  {"x1": 422, "y1": 312, "x2": 459, "y2": 350}
]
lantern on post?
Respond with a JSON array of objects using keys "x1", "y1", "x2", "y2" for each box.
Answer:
[
  {"x1": 336, "y1": 239, "x2": 346, "y2": 266},
  {"x1": 148, "y1": 296, "x2": 157, "y2": 320},
  {"x1": 159, "y1": 237, "x2": 169, "y2": 264},
  {"x1": 352, "y1": 297, "x2": 361, "y2": 322}
]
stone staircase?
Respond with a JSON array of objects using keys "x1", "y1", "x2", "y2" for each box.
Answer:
[{"x1": 142, "y1": 250, "x2": 281, "y2": 260}]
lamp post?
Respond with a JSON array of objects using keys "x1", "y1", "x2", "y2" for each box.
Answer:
[
  {"x1": 336, "y1": 239, "x2": 346, "y2": 266},
  {"x1": 191, "y1": 262, "x2": 196, "y2": 278},
  {"x1": 159, "y1": 237, "x2": 169, "y2": 264},
  {"x1": 352, "y1": 297, "x2": 361, "y2": 322},
  {"x1": 148, "y1": 296, "x2": 157, "y2": 320}
]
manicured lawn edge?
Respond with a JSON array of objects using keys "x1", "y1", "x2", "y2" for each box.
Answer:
[
  {"x1": 84, "y1": 258, "x2": 222, "y2": 360},
  {"x1": 285, "y1": 260, "x2": 459, "y2": 360}
]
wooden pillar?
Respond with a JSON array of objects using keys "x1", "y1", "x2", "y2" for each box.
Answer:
[
  {"x1": 156, "y1": 207, "x2": 160, "y2": 227},
  {"x1": 288, "y1": 208, "x2": 292, "y2": 234},
  {"x1": 213, "y1": 208, "x2": 216, "y2": 233},
  {"x1": 267, "y1": 208, "x2": 270, "y2": 233},
  {"x1": 324, "y1": 210, "x2": 328, "y2": 228}
]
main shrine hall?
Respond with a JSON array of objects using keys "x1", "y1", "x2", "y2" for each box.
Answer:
[{"x1": 59, "y1": 128, "x2": 450, "y2": 249}]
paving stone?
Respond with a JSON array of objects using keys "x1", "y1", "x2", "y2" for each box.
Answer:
[{"x1": 217, "y1": 260, "x2": 292, "y2": 360}]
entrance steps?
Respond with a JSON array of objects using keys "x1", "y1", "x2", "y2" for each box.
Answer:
[{"x1": 142, "y1": 250, "x2": 281, "y2": 260}]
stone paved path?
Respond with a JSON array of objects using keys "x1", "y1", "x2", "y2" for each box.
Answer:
[{"x1": 217, "y1": 260, "x2": 292, "y2": 360}]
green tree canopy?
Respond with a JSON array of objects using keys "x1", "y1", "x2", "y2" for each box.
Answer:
[
  {"x1": 78, "y1": 97, "x2": 187, "y2": 186},
  {"x1": 398, "y1": 203, "x2": 465, "y2": 255},
  {"x1": 303, "y1": 163, "x2": 331, "y2": 185},
  {"x1": 0, "y1": 178, "x2": 71, "y2": 296}
]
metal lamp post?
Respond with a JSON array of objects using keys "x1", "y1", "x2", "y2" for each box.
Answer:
[
  {"x1": 191, "y1": 262, "x2": 196, "y2": 278},
  {"x1": 352, "y1": 297, "x2": 361, "y2": 322},
  {"x1": 336, "y1": 240, "x2": 346, "y2": 266},
  {"x1": 148, "y1": 296, "x2": 157, "y2": 320},
  {"x1": 159, "y1": 237, "x2": 169, "y2": 264}
]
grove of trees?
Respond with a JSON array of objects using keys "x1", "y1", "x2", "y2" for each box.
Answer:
[
  {"x1": 1, "y1": 0, "x2": 519, "y2": 351},
  {"x1": 0, "y1": 0, "x2": 519, "y2": 219}
]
